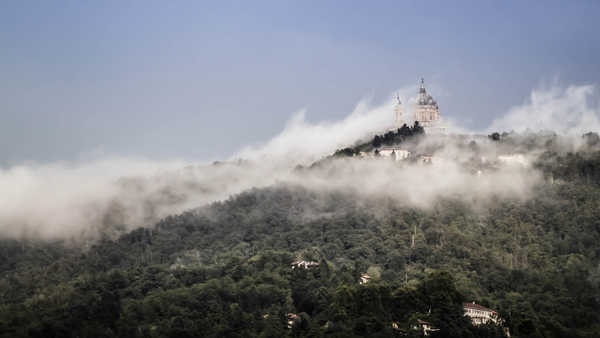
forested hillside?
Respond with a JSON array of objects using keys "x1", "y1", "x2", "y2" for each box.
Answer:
[{"x1": 1, "y1": 132, "x2": 600, "y2": 337}]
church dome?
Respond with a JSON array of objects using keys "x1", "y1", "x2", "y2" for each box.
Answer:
[
  {"x1": 418, "y1": 94, "x2": 437, "y2": 106},
  {"x1": 416, "y1": 78, "x2": 439, "y2": 107}
]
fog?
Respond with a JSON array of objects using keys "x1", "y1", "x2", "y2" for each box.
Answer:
[
  {"x1": 234, "y1": 85, "x2": 418, "y2": 164},
  {"x1": 0, "y1": 83, "x2": 598, "y2": 241},
  {"x1": 488, "y1": 83, "x2": 600, "y2": 135}
]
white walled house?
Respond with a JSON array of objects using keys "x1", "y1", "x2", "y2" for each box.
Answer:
[
  {"x1": 464, "y1": 302, "x2": 511, "y2": 336},
  {"x1": 420, "y1": 154, "x2": 434, "y2": 164},
  {"x1": 463, "y1": 302, "x2": 499, "y2": 325},
  {"x1": 291, "y1": 260, "x2": 319, "y2": 270},
  {"x1": 376, "y1": 147, "x2": 411, "y2": 161}
]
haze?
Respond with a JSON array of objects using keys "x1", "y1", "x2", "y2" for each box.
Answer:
[
  {"x1": 2, "y1": 1, "x2": 600, "y2": 164},
  {"x1": 1, "y1": 1, "x2": 600, "y2": 241}
]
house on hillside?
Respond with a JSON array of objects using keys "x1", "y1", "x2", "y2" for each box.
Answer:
[
  {"x1": 407, "y1": 319, "x2": 439, "y2": 336},
  {"x1": 359, "y1": 273, "x2": 371, "y2": 285},
  {"x1": 463, "y1": 302, "x2": 499, "y2": 325},
  {"x1": 287, "y1": 313, "x2": 298, "y2": 328},
  {"x1": 375, "y1": 146, "x2": 411, "y2": 161},
  {"x1": 291, "y1": 260, "x2": 319, "y2": 270},
  {"x1": 420, "y1": 154, "x2": 434, "y2": 164},
  {"x1": 464, "y1": 302, "x2": 511, "y2": 336}
]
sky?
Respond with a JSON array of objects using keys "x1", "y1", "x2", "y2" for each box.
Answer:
[{"x1": 1, "y1": 1, "x2": 600, "y2": 165}]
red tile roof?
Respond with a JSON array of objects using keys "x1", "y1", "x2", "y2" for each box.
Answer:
[{"x1": 463, "y1": 302, "x2": 497, "y2": 313}]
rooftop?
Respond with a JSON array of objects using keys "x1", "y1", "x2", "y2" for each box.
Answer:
[{"x1": 463, "y1": 302, "x2": 497, "y2": 313}]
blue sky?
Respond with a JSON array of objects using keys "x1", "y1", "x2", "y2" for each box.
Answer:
[{"x1": 1, "y1": 1, "x2": 599, "y2": 164}]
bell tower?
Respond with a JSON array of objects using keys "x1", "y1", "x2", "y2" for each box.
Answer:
[{"x1": 394, "y1": 93, "x2": 404, "y2": 128}]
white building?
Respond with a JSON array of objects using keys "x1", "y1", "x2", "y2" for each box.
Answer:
[
  {"x1": 417, "y1": 154, "x2": 434, "y2": 164},
  {"x1": 464, "y1": 302, "x2": 511, "y2": 336},
  {"x1": 291, "y1": 260, "x2": 319, "y2": 270},
  {"x1": 394, "y1": 78, "x2": 446, "y2": 134},
  {"x1": 376, "y1": 146, "x2": 411, "y2": 161},
  {"x1": 287, "y1": 313, "x2": 298, "y2": 328},
  {"x1": 407, "y1": 319, "x2": 439, "y2": 336},
  {"x1": 463, "y1": 302, "x2": 499, "y2": 325}
]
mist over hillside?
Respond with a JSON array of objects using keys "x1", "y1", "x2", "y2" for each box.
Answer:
[
  {"x1": 2, "y1": 142, "x2": 600, "y2": 336},
  {"x1": 0, "y1": 82, "x2": 599, "y2": 242},
  {"x1": 2, "y1": 82, "x2": 600, "y2": 337},
  {"x1": 3, "y1": 0, "x2": 600, "y2": 335}
]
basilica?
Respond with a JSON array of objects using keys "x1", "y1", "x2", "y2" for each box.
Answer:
[{"x1": 394, "y1": 78, "x2": 446, "y2": 133}]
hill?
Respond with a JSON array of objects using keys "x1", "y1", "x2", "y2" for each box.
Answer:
[{"x1": 1, "y1": 132, "x2": 600, "y2": 337}]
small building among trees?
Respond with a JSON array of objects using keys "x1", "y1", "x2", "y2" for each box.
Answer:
[
  {"x1": 376, "y1": 146, "x2": 411, "y2": 161},
  {"x1": 291, "y1": 260, "x2": 319, "y2": 270},
  {"x1": 463, "y1": 302, "x2": 499, "y2": 325}
]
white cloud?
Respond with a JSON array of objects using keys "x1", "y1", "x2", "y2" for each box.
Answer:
[
  {"x1": 233, "y1": 90, "x2": 412, "y2": 165},
  {"x1": 487, "y1": 83, "x2": 600, "y2": 135},
  {"x1": 1, "y1": 81, "x2": 597, "y2": 241}
]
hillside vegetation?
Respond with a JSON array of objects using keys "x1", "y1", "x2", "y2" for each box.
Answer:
[{"x1": 1, "y1": 132, "x2": 600, "y2": 337}]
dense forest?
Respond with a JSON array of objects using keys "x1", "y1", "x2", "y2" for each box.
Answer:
[{"x1": 1, "y1": 131, "x2": 600, "y2": 337}]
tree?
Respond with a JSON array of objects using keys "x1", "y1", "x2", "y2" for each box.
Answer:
[
  {"x1": 373, "y1": 135, "x2": 382, "y2": 148},
  {"x1": 488, "y1": 132, "x2": 501, "y2": 141},
  {"x1": 412, "y1": 121, "x2": 424, "y2": 135}
]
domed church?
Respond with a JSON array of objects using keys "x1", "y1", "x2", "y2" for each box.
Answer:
[
  {"x1": 394, "y1": 78, "x2": 446, "y2": 133},
  {"x1": 415, "y1": 78, "x2": 440, "y2": 127}
]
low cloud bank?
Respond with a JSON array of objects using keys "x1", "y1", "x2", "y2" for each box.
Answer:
[
  {"x1": 234, "y1": 84, "x2": 417, "y2": 164},
  {"x1": 0, "y1": 82, "x2": 597, "y2": 241},
  {"x1": 488, "y1": 83, "x2": 600, "y2": 135}
]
